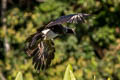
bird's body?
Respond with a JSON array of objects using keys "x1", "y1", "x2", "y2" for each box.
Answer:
[{"x1": 24, "y1": 13, "x2": 90, "y2": 70}]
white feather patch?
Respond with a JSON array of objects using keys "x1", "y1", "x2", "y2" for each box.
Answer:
[
  {"x1": 42, "y1": 29, "x2": 50, "y2": 34},
  {"x1": 42, "y1": 29, "x2": 58, "y2": 40}
]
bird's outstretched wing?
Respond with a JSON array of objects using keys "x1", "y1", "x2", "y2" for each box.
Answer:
[
  {"x1": 25, "y1": 33, "x2": 55, "y2": 70},
  {"x1": 46, "y1": 13, "x2": 90, "y2": 27}
]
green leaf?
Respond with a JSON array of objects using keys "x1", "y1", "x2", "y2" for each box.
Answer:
[
  {"x1": 15, "y1": 72, "x2": 23, "y2": 80},
  {"x1": 63, "y1": 64, "x2": 76, "y2": 80},
  {"x1": 69, "y1": 70, "x2": 76, "y2": 80}
]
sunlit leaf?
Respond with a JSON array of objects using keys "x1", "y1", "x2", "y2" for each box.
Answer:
[
  {"x1": 15, "y1": 72, "x2": 23, "y2": 80},
  {"x1": 63, "y1": 64, "x2": 76, "y2": 80}
]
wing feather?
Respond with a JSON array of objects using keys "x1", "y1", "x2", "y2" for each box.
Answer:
[
  {"x1": 25, "y1": 34, "x2": 55, "y2": 70},
  {"x1": 46, "y1": 13, "x2": 90, "y2": 27}
]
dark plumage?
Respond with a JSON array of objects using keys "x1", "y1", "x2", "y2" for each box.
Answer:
[
  {"x1": 24, "y1": 13, "x2": 90, "y2": 70},
  {"x1": 46, "y1": 13, "x2": 90, "y2": 27}
]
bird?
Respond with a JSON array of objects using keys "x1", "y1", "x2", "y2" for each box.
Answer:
[{"x1": 24, "y1": 13, "x2": 90, "y2": 70}]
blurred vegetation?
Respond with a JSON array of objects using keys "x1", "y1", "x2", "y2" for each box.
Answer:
[
  {"x1": 0, "y1": 0, "x2": 120, "y2": 80},
  {"x1": 15, "y1": 72, "x2": 23, "y2": 80},
  {"x1": 15, "y1": 65, "x2": 112, "y2": 80},
  {"x1": 14, "y1": 64, "x2": 76, "y2": 80}
]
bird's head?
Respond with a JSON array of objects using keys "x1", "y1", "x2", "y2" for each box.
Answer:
[
  {"x1": 66, "y1": 28, "x2": 75, "y2": 34},
  {"x1": 63, "y1": 27, "x2": 75, "y2": 35}
]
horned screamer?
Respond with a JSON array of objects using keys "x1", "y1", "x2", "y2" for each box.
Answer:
[{"x1": 24, "y1": 13, "x2": 90, "y2": 70}]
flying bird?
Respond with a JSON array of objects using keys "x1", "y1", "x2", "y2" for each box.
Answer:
[{"x1": 24, "y1": 13, "x2": 90, "y2": 70}]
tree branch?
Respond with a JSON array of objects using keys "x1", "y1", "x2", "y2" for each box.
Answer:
[{"x1": 1, "y1": 0, "x2": 10, "y2": 54}]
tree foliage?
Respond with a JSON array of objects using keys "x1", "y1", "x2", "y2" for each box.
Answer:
[{"x1": 0, "y1": 0, "x2": 120, "y2": 80}]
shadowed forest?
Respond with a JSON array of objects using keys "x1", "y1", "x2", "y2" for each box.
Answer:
[{"x1": 0, "y1": 0, "x2": 120, "y2": 80}]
